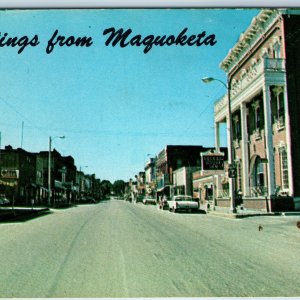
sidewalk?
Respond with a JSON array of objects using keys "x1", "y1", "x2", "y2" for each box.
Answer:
[
  {"x1": 0, "y1": 206, "x2": 51, "y2": 222},
  {"x1": 206, "y1": 205, "x2": 300, "y2": 219}
]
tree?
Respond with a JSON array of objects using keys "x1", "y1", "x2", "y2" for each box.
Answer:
[
  {"x1": 100, "y1": 180, "x2": 112, "y2": 198},
  {"x1": 113, "y1": 180, "x2": 126, "y2": 196}
]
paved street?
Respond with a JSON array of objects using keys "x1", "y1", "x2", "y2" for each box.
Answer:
[{"x1": 0, "y1": 199, "x2": 299, "y2": 297}]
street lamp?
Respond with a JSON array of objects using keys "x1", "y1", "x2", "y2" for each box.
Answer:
[
  {"x1": 48, "y1": 135, "x2": 65, "y2": 206},
  {"x1": 201, "y1": 76, "x2": 237, "y2": 213}
]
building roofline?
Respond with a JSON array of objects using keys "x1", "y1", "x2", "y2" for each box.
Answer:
[{"x1": 220, "y1": 9, "x2": 277, "y2": 73}]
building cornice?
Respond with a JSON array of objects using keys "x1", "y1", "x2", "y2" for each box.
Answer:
[{"x1": 220, "y1": 9, "x2": 279, "y2": 74}]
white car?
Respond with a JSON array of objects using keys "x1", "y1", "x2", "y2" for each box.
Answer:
[
  {"x1": 167, "y1": 195, "x2": 199, "y2": 213},
  {"x1": 143, "y1": 197, "x2": 157, "y2": 205}
]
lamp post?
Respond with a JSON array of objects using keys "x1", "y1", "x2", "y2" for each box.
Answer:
[
  {"x1": 201, "y1": 76, "x2": 236, "y2": 213},
  {"x1": 48, "y1": 135, "x2": 65, "y2": 206}
]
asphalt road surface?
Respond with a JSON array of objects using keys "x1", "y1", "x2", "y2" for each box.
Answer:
[{"x1": 0, "y1": 199, "x2": 299, "y2": 297}]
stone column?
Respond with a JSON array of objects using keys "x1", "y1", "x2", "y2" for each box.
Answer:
[
  {"x1": 263, "y1": 84, "x2": 276, "y2": 197},
  {"x1": 240, "y1": 103, "x2": 249, "y2": 196},
  {"x1": 282, "y1": 84, "x2": 294, "y2": 196},
  {"x1": 215, "y1": 122, "x2": 220, "y2": 152}
]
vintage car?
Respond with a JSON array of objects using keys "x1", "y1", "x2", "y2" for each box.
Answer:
[
  {"x1": 142, "y1": 197, "x2": 157, "y2": 205},
  {"x1": 167, "y1": 195, "x2": 199, "y2": 213},
  {"x1": 136, "y1": 195, "x2": 144, "y2": 204}
]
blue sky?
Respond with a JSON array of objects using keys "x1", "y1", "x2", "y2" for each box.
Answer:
[{"x1": 0, "y1": 8, "x2": 259, "y2": 182}]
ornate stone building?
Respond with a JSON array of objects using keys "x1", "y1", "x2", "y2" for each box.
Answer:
[{"x1": 214, "y1": 9, "x2": 300, "y2": 211}]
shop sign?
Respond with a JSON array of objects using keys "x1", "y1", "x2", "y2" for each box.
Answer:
[
  {"x1": 202, "y1": 155, "x2": 224, "y2": 170},
  {"x1": 1, "y1": 169, "x2": 19, "y2": 179}
]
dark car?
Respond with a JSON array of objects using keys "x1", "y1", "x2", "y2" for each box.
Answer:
[
  {"x1": 86, "y1": 196, "x2": 96, "y2": 203},
  {"x1": 136, "y1": 195, "x2": 144, "y2": 203}
]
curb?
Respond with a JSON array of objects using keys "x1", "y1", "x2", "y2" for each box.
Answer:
[
  {"x1": 208, "y1": 210, "x2": 300, "y2": 219},
  {"x1": 207, "y1": 211, "x2": 275, "y2": 219},
  {"x1": 0, "y1": 207, "x2": 51, "y2": 222}
]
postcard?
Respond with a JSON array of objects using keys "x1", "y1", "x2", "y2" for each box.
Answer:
[{"x1": 0, "y1": 7, "x2": 299, "y2": 298}]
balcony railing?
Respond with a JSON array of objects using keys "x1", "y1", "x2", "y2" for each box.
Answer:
[
  {"x1": 215, "y1": 58, "x2": 286, "y2": 116},
  {"x1": 218, "y1": 189, "x2": 229, "y2": 198},
  {"x1": 217, "y1": 187, "x2": 267, "y2": 198},
  {"x1": 249, "y1": 186, "x2": 268, "y2": 197},
  {"x1": 264, "y1": 58, "x2": 285, "y2": 71}
]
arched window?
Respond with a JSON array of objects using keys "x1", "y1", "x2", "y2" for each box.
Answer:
[
  {"x1": 279, "y1": 147, "x2": 289, "y2": 190},
  {"x1": 254, "y1": 157, "x2": 264, "y2": 187}
]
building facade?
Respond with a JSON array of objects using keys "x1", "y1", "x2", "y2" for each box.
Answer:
[
  {"x1": 173, "y1": 166, "x2": 198, "y2": 196},
  {"x1": 0, "y1": 146, "x2": 36, "y2": 205},
  {"x1": 0, "y1": 145, "x2": 99, "y2": 207},
  {"x1": 214, "y1": 9, "x2": 300, "y2": 211},
  {"x1": 155, "y1": 145, "x2": 204, "y2": 195},
  {"x1": 144, "y1": 157, "x2": 156, "y2": 196}
]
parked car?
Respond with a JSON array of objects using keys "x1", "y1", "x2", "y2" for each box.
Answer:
[
  {"x1": 158, "y1": 196, "x2": 169, "y2": 210},
  {"x1": 167, "y1": 195, "x2": 199, "y2": 213},
  {"x1": 86, "y1": 196, "x2": 96, "y2": 203},
  {"x1": 136, "y1": 195, "x2": 144, "y2": 203},
  {"x1": 143, "y1": 197, "x2": 156, "y2": 205}
]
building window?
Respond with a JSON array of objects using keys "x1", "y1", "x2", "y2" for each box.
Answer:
[
  {"x1": 272, "y1": 86, "x2": 285, "y2": 129},
  {"x1": 236, "y1": 162, "x2": 242, "y2": 192},
  {"x1": 177, "y1": 159, "x2": 182, "y2": 169},
  {"x1": 255, "y1": 107, "x2": 261, "y2": 129},
  {"x1": 279, "y1": 147, "x2": 289, "y2": 190},
  {"x1": 272, "y1": 42, "x2": 281, "y2": 59},
  {"x1": 234, "y1": 116, "x2": 241, "y2": 140},
  {"x1": 222, "y1": 183, "x2": 229, "y2": 197},
  {"x1": 278, "y1": 92, "x2": 285, "y2": 119},
  {"x1": 254, "y1": 157, "x2": 264, "y2": 188}
]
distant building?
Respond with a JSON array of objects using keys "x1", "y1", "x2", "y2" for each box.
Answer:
[
  {"x1": 0, "y1": 145, "x2": 37, "y2": 205},
  {"x1": 173, "y1": 166, "x2": 198, "y2": 196},
  {"x1": 37, "y1": 149, "x2": 77, "y2": 206},
  {"x1": 136, "y1": 171, "x2": 145, "y2": 196},
  {"x1": 214, "y1": 9, "x2": 300, "y2": 211},
  {"x1": 192, "y1": 149, "x2": 227, "y2": 209},
  {"x1": 144, "y1": 157, "x2": 156, "y2": 196},
  {"x1": 155, "y1": 145, "x2": 227, "y2": 199}
]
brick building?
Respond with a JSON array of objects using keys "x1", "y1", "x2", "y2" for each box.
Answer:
[
  {"x1": 0, "y1": 145, "x2": 37, "y2": 205},
  {"x1": 37, "y1": 149, "x2": 77, "y2": 206},
  {"x1": 214, "y1": 9, "x2": 300, "y2": 211},
  {"x1": 155, "y1": 145, "x2": 227, "y2": 199}
]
